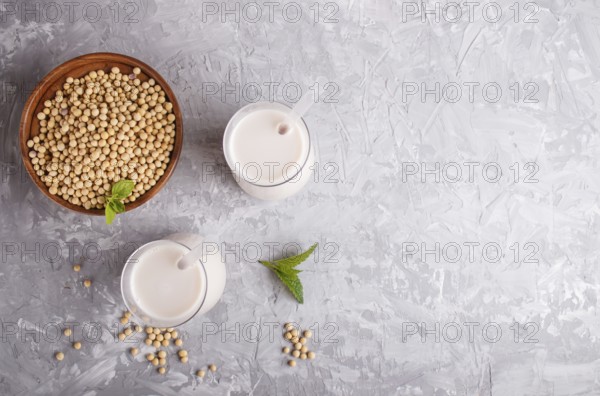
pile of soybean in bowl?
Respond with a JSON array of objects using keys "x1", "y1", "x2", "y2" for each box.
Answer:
[{"x1": 26, "y1": 67, "x2": 176, "y2": 210}]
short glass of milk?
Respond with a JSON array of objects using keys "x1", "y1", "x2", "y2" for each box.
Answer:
[
  {"x1": 121, "y1": 233, "x2": 226, "y2": 328},
  {"x1": 223, "y1": 102, "x2": 315, "y2": 200}
]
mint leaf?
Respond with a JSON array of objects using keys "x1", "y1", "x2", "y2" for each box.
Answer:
[
  {"x1": 273, "y1": 243, "x2": 318, "y2": 269},
  {"x1": 275, "y1": 265, "x2": 302, "y2": 277},
  {"x1": 257, "y1": 243, "x2": 317, "y2": 304},
  {"x1": 111, "y1": 179, "x2": 135, "y2": 199},
  {"x1": 105, "y1": 203, "x2": 117, "y2": 225},
  {"x1": 104, "y1": 180, "x2": 135, "y2": 225},
  {"x1": 109, "y1": 199, "x2": 125, "y2": 214},
  {"x1": 274, "y1": 268, "x2": 304, "y2": 304},
  {"x1": 260, "y1": 260, "x2": 301, "y2": 276}
]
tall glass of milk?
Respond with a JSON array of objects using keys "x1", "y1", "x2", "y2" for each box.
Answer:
[
  {"x1": 223, "y1": 102, "x2": 315, "y2": 200},
  {"x1": 121, "y1": 233, "x2": 226, "y2": 328}
]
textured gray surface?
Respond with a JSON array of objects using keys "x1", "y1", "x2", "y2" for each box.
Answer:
[{"x1": 2, "y1": 0, "x2": 600, "y2": 395}]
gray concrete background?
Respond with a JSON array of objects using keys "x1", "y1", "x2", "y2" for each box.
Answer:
[{"x1": 2, "y1": 0, "x2": 600, "y2": 395}]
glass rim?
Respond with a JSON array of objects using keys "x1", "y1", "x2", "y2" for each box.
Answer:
[
  {"x1": 120, "y1": 239, "x2": 208, "y2": 328},
  {"x1": 222, "y1": 101, "x2": 312, "y2": 188}
]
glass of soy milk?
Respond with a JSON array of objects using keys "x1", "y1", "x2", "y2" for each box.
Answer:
[
  {"x1": 223, "y1": 102, "x2": 315, "y2": 200},
  {"x1": 121, "y1": 233, "x2": 226, "y2": 328}
]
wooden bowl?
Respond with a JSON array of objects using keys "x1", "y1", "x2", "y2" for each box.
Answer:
[{"x1": 19, "y1": 52, "x2": 183, "y2": 215}]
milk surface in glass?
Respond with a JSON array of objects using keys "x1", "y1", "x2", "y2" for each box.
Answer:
[
  {"x1": 130, "y1": 242, "x2": 204, "y2": 324},
  {"x1": 224, "y1": 102, "x2": 314, "y2": 200}
]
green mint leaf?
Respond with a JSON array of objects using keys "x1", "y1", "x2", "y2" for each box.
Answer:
[
  {"x1": 275, "y1": 265, "x2": 302, "y2": 276},
  {"x1": 109, "y1": 199, "x2": 125, "y2": 214},
  {"x1": 274, "y1": 268, "x2": 304, "y2": 304},
  {"x1": 258, "y1": 243, "x2": 317, "y2": 304},
  {"x1": 273, "y1": 243, "x2": 318, "y2": 269},
  {"x1": 105, "y1": 202, "x2": 117, "y2": 225},
  {"x1": 104, "y1": 180, "x2": 135, "y2": 225},
  {"x1": 111, "y1": 179, "x2": 135, "y2": 200}
]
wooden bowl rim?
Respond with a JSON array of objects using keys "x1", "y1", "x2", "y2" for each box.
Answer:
[{"x1": 19, "y1": 52, "x2": 183, "y2": 216}]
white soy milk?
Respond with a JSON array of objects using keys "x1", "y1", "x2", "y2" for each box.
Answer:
[
  {"x1": 230, "y1": 108, "x2": 309, "y2": 185},
  {"x1": 130, "y1": 241, "x2": 204, "y2": 324},
  {"x1": 224, "y1": 102, "x2": 314, "y2": 200}
]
